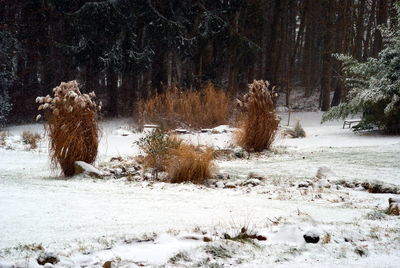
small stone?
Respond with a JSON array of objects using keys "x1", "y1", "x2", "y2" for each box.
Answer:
[
  {"x1": 303, "y1": 231, "x2": 320, "y2": 244},
  {"x1": 215, "y1": 181, "x2": 225, "y2": 188},
  {"x1": 233, "y1": 148, "x2": 245, "y2": 158},
  {"x1": 298, "y1": 180, "x2": 313, "y2": 188},
  {"x1": 175, "y1": 128, "x2": 188, "y2": 134},
  {"x1": 74, "y1": 161, "x2": 103, "y2": 178},
  {"x1": 224, "y1": 182, "x2": 236, "y2": 189},
  {"x1": 143, "y1": 172, "x2": 153, "y2": 180},
  {"x1": 223, "y1": 233, "x2": 231, "y2": 239},
  {"x1": 37, "y1": 252, "x2": 59, "y2": 265},
  {"x1": 203, "y1": 237, "x2": 212, "y2": 242},
  {"x1": 243, "y1": 178, "x2": 261, "y2": 187},
  {"x1": 256, "y1": 235, "x2": 267, "y2": 241},
  {"x1": 113, "y1": 168, "x2": 123, "y2": 175}
]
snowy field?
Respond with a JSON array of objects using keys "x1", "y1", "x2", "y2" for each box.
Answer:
[{"x1": 1, "y1": 112, "x2": 400, "y2": 267}]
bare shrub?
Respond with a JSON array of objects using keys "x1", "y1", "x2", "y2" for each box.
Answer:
[
  {"x1": 236, "y1": 80, "x2": 279, "y2": 152},
  {"x1": 136, "y1": 129, "x2": 214, "y2": 184},
  {"x1": 36, "y1": 81, "x2": 100, "y2": 176},
  {"x1": 136, "y1": 129, "x2": 182, "y2": 171},
  {"x1": 21, "y1": 131, "x2": 41, "y2": 149},
  {"x1": 136, "y1": 82, "x2": 231, "y2": 130},
  {"x1": 167, "y1": 144, "x2": 214, "y2": 184}
]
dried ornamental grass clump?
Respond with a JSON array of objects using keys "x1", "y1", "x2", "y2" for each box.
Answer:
[
  {"x1": 236, "y1": 80, "x2": 280, "y2": 152},
  {"x1": 167, "y1": 144, "x2": 214, "y2": 184},
  {"x1": 136, "y1": 83, "x2": 231, "y2": 130},
  {"x1": 36, "y1": 81, "x2": 101, "y2": 176}
]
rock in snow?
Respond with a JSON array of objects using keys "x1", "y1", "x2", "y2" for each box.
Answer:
[
  {"x1": 37, "y1": 252, "x2": 59, "y2": 265},
  {"x1": 298, "y1": 180, "x2": 313, "y2": 188},
  {"x1": 215, "y1": 181, "x2": 225, "y2": 188},
  {"x1": 243, "y1": 178, "x2": 262, "y2": 187},
  {"x1": 74, "y1": 161, "x2": 103, "y2": 178},
  {"x1": 224, "y1": 182, "x2": 237, "y2": 189},
  {"x1": 303, "y1": 231, "x2": 320, "y2": 244}
]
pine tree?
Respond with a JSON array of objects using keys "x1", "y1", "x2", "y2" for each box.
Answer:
[{"x1": 322, "y1": 5, "x2": 400, "y2": 133}]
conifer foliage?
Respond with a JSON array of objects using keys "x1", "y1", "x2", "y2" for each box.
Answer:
[{"x1": 323, "y1": 5, "x2": 400, "y2": 133}]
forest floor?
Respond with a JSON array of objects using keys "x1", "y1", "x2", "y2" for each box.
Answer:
[{"x1": 1, "y1": 112, "x2": 400, "y2": 267}]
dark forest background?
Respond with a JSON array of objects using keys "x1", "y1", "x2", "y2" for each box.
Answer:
[{"x1": 0, "y1": 0, "x2": 398, "y2": 122}]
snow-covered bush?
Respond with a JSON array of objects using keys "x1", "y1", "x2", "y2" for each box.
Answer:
[
  {"x1": 323, "y1": 8, "x2": 400, "y2": 133},
  {"x1": 236, "y1": 80, "x2": 280, "y2": 152},
  {"x1": 36, "y1": 81, "x2": 101, "y2": 176}
]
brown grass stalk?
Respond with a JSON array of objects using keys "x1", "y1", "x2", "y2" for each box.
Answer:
[
  {"x1": 167, "y1": 144, "x2": 214, "y2": 184},
  {"x1": 136, "y1": 82, "x2": 230, "y2": 130},
  {"x1": 236, "y1": 80, "x2": 279, "y2": 152}
]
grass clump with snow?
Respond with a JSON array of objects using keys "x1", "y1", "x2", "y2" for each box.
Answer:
[
  {"x1": 236, "y1": 80, "x2": 279, "y2": 152},
  {"x1": 36, "y1": 80, "x2": 101, "y2": 176}
]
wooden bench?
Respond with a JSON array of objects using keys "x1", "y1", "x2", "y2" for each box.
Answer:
[{"x1": 343, "y1": 119, "x2": 361, "y2": 129}]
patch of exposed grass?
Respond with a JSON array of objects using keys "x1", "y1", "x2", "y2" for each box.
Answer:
[
  {"x1": 204, "y1": 244, "x2": 232, "y2": 259},
  {"x1": 169, "y1": 251, "x2": 191, "y2": 264}
]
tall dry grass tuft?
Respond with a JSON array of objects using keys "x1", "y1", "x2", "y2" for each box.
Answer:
[
  {"x1": 136, "y1": 82, "x2": 230, "y2": 129},
  {"x1": 21, "y1": 131, "x2": 41, "y2": 149},
  {"x1": 36, "y1": 81, "x2": 101, "y2": 176},
  {"x1": 236, "y1": 80, "x2": 280, "y2": 152},
  {"x1": 167, "y1": 144, "x2": 214, "y2": 184}
]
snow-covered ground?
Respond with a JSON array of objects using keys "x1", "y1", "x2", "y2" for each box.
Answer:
[{"x1": 1, "y1": 112, "x2": 400, "y2": 267}]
